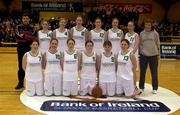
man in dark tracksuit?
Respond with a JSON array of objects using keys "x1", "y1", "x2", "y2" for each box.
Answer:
[{"x1": 15, "y1": 13, "x2": 35, "y2": 89}]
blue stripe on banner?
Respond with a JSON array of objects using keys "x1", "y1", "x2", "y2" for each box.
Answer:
[{"x1": 40, "y1": 100, "x2": 171, "y2": 112}]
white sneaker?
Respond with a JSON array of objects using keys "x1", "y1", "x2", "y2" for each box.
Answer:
[
  {"x1": 139, "y1": 89, "x2": 144, "y2": 92},
  {"x1": 152, "y1": 90, "x2": 157, "y2": 94}
]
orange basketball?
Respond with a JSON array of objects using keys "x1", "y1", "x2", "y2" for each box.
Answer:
[{"x1": 92, "y1": 85, "x2": 102, "y2": 98}]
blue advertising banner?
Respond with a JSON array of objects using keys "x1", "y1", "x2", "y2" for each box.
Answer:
[
  {"x1": 40, "y1": 100, "x2": 170, "y2": 112},
  {"x1": 160, "y1": 43, "x2": 180, "y2": 59}
]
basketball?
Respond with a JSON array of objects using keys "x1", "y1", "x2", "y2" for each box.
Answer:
[{"x1": 92, "y1": 85, "x2": 103, "y2": 98}]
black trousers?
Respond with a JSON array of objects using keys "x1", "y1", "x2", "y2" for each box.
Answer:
[
  {"x1": 17, "y1": 42, "x2": 30, "y2": 85},
  {"x1": 139, "y1": 54, "x2": 158, "y2": 90}
]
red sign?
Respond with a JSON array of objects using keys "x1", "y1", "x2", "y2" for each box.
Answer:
[{"x1": 97, "y1": 3, "x2": 152, "y2": 14}]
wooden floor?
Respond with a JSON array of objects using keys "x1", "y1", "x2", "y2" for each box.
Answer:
[{"x1": 0, "y1": 48, "x2": 180, "y2": 114}]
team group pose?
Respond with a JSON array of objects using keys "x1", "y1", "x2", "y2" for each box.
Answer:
[{"x1": 22, "y1": 16, "x2": 159, "y2": 97}]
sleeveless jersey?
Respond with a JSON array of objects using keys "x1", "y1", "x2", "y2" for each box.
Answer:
[
  {"x1": 117, "y1": 50, "x2": 133, "y2": 80},
  {"x1": 63, "y1": 50, "x2": 78, "y2": 81},
  {"x1": 38, "y1": 30, "x2": 52, "y2": 53},
  {"x1": 99, "y1": 52, "x2": 116, "y2": 82},
  {"x1": 54, "y1": 28, "x2": 68, "y2": 52},
  {"x1": 25, "y1": 51, "x2": 43, "y2": 82},
  {"x1": 91, "y1": 29, "x2": 105, "y2": 54},
  {"x1": 72, "y1": 27, "x2": 86, "y2": 51},
  {"x1": 45, "y1": 50, "x2": 62, "y2": 74},
  {"x1": 81, "y1": 52, "x2": 96, "y2": 79},
  {"x1": 108, "y1": 29, "x2": 123, "y2": 54},
  {"x1": 125, "y1": 32, "x2": 138, "y2": 51}
]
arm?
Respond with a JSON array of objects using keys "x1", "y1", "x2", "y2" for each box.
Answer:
[
  {"x1": 132, "y1": 34, "x2": 140, "y2": 54},
  {"x1": 22, "y1": 53, "x2": 27, "y2": 71},
  {"x1": 67, "y1": 29, "x2": 71, "y2": 39},
  {"x1": 96, "y1": 54, "x2": 101, "y2": 81},
  {"x1": 42, "y1": 52, "x2": 46, "y2": 69},
  {"x1": 70, "y1": 27, "x2": 73, "y2": 39},
  {"x1": 130, "y1": 53, "x2": 137, "y2": 87},
  {"x1": 155, "y1": 31, "x2": 160, "y2": 56},
  {"x1": 78, "y1": 52, "x2": 82, "y2": 71},
  {"x1": 114, "y1": 53, "x2": 118, "y2": 72},
  {"x1": 15, "y1": 25, "x2": 23, "y2": 38},
  {"x1": 104, "y1": 31, "x2": 108, "y2": 41},
  {"x1": 52, "y1": 30, "x2": 56, "y2": 38},
  {"x1": 89, "y1": 30, "x2": 92, "y2": 41},
  {"x1": 61, "y1": 52, "x2": 64, "y2": 71},
  {"x1": 85, "y1": 29, "x2": 89, "y2": 41},
  {"x1": 120, "y1": 29, "x2": 124, "y2": 40},
  {"x1": 106, "y1": 30, "x2": 109, "y2": 41}
]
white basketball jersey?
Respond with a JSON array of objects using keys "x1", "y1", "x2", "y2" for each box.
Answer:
[
  {"x1": 72, "y1": 27, "x2": 86, "y2": 51},
  {"x1": 81, "y1": 52, "x2": 96, "y2": 79},
  {"x1": 38, "y1": 30, "x2": 52, "y2": 53},
  {"x1": 125, "y1": 32, "x2": 138, "y2": 51},
  {"x1": 63, "y1": 50, "x2": 78, "y2": 81},
  {"x1": 99, "y1": 52, "x2": 116, "y2": 82},
  {"x1": 55, "y1": 29, "x2": 68, "y2": 52},
  {"x1": 108, "y1": 29, "x2": 123, "y2": 54},
  {"x1": 91, "y1": 29, "x2": 105, "y2": 54},
  {"x1": 25, "y1": 52, "x2": 43, "y2": 82},
  {"x1": 117, "y1": 50, "x2": 133, "y2": 80},
  {"x1": 45, "y1": 50, "x2": 62, "y2": 74}
]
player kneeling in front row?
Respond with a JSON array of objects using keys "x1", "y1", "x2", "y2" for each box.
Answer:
[
  {"x1": 43, "y1": 38, "x2": 63, "y2": 96},
  {"x1": 116, "y1": 39, "x2": 139, "y2": 97},
  {"x1": 99, "y1": 40, "x2": 116, "y2": 97},
  {"x1": 62, "y1": 39, "x2": 80, "y2": 96},
  {"x1": 22, "y1": 40, "x2": 44, "y2": 96},
  {"x1": 79, "y1": 40, "x2": 98, "y2": 96}
]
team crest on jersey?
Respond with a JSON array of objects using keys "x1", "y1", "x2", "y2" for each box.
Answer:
[
  {"x1": 38, "y1": 56, "x2": 42, "y2": 61},
  {"x1": 117, "y1": 33, "x2": 121, "y2": 37},
  {"x1": 74, "y1": 54, "x2": 77, "y2": 59},
  {"x1": 55, "y1": 54, "x2": 60, "y2": 59},
  {"x1": 111, "y1": 57, "x2": 114, "y2": 62},
  {"x1": 64, "y1": 32, "x2": 67, "y2": 35},
  {"x1": 81, "y1": 31, "x2": 85, "y2": 36},
  {"x1": 100, "y1": 33, "x2": 104, "y2": 38},
  {"x1": 92, "y1": 56, "x2": 96, "y2": 62},
  {"x1": 47, "y1": 33, "x2": 51, "y2": 37},
  {"x1": 123, "y1": 56, "x2": 129, "y2": 61},
  {"x1": 130, "y1": 37, "x2": 134, "y2": 42}
]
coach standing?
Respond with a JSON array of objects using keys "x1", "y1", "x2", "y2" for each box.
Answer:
[
  {"x1": 15, "y1": 13, "x2": 35, "y2": 89},
  {"x1": 139, "y1": 19, "x2": 160, "y2": 94}
]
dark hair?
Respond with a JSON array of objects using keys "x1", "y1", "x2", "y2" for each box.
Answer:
[
  {"x1": 85, "y1": 40, "x2": 94, "y2": 46},
  {"x1": 127, "y1": 21, "x2": 134, "y2": 26},
  {"x1": 76, "y1": 15, "x2": 83, "y2": 20},
  {"x1": 22, "y1": 13, "x2": 30, "y2": 18},
  {"x1": 50, "y1": 38, "x2": 58, "y2": 44},
  {"x1": 94, "y1": 17, "x2": 102, "y2": 22},
  {"x1": 30, "y1": 39, "x2": 39, "y2": 46},
  {"x1": 67, "y1": 38, "x2": 75, "y2": 44},
  {"x1": 144, "y1": 18, "x2": 154, "y2": 31},
  {"x1": 121, "y1": 39, "x2": 130, "y2": 46},
  {"x1": 112, "y1": 18, "x2": 119, "y2": 23},
  {"x1": 103, "y1": 40, "x2": 112, "y2": 47}
]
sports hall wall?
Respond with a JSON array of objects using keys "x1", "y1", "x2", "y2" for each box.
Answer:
[{"x1": 0, "y1": 0, "x2": 179, "y2": 23}]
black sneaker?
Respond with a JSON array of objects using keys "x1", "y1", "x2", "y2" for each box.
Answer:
[{"x1": 15, "y1": 83, "x2": 24, "y2": 89}]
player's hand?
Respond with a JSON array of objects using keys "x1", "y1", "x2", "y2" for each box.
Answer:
[{"x1": 19, "y1": 34, "x2": 24, "y2": 38}]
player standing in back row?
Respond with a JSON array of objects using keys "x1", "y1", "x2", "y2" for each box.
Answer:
[
  {"x1": 53, "y1": 18, "x2": 70, "y2": 52},
  {"x1": 125, "y1": 21, "x2": 140, "y2": 71},
  {"x1": 89, "y1": 18, "x2": 107, "y2": 54},
  {"x1": 107, "y1": 18, "x2": 124, "y2": 54},
  {"x1": 70, "y1": 16, "x2": 89, "y2": 51}
]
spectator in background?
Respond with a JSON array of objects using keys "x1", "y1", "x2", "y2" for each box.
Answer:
[
  {"x1": 139, "y1": 19, "x2": 160, "y2": 94},
  {"x1": 15, "y1": 13, "x2": 36, "y2": 89}
]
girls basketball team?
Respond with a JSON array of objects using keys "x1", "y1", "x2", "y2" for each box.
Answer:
[{"x1": 22, "y1": 16, "x2": 155, "y2": 98}]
